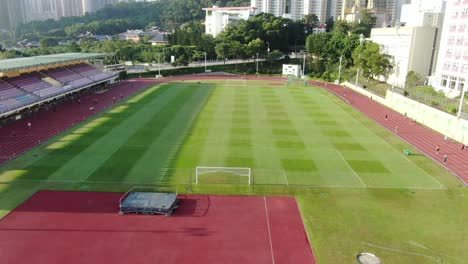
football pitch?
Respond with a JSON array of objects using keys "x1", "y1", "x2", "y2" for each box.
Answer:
[{"x1": 0, "y1": 79, "x2": 467, "y2": 263}]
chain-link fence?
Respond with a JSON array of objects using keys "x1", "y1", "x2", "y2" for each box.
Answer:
[{"x1": 348, "y1": 73, "x2": 468, "y2": 118}]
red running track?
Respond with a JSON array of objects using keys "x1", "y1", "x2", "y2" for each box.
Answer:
[
  {"x1": 0, "y1": 191, "x2": 316, "y2": 264},
  {"x1": 310, "y1": 80, "x2": 468, "y2": 186}
]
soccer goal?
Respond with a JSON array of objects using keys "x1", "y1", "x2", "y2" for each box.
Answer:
[{"x1": 195, "y1": 166, "x2": 252, "y2": 185}]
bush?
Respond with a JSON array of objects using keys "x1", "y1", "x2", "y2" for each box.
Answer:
[
  {"x1": 118, "y1": 70, "x2": 128, "y2": 80},
  {"x1": 447, "y1": 106, "x2": 458, "y2": 115}
]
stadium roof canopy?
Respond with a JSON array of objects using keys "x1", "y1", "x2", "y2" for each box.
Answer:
[{"x1": 0, "y1": 53, "x2": 111, "y2": 72}]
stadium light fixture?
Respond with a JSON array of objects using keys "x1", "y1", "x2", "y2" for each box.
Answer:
[
  {"x1": 457, "y1": 85, "x2": 467, "y2": 118},
  {"x1": 338, "y1": 55, "x2": 343, "y2": 84},
  {"x1": 302, "y1": 51, "x2": 307, "y2": 76},
  {"x1": 204, "y1": 52, "x2": 207, "y2": 72},
  {"x1": 256, "y1": 52, "x2": 259, "y2": 75},
  {"x1": 355, "y1": 33, "x2": 365, "y2": 89}
]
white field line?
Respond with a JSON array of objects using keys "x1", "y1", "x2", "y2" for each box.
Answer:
[
  {"x1": 282, "y1": 170, "x2": 289, "y2": 185},
  {"x1": 334, "y1": 149, "x2": 367, "y2": 188},
  {"x1": 160, "y1": 168, "x2": 169, "y2": 181},
  {"x1": 362, "y1": 241, "x2": 444, "y2": 263},
  {"x1": 0, "y1": 178, "x2": 448, "y2": 190},
  {"x1": 263, "y1": 197, "x2": 276, "y2": 264},
  {"x1": 407, "y1": 241, "x2": 463, "y2": 263},
  {"x1": 294, "y1": 199, "x2": 319, "y2": 264},
  {"x1": 398, "y1": 148, "x2": 446, "y2": 189},
  {"x1": 333, "y1": 94, "x2": 452, "y2": 187}
]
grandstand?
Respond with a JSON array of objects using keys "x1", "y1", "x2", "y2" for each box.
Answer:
[{"x1": 0, "y1": 53, "x2": 118, "y2": 117}]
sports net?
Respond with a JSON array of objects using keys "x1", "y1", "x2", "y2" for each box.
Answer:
[{"x1": 195, "y1": 166, "x2": 251, "y2": 185}]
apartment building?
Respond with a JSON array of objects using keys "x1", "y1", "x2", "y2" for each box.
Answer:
[{"x1": 430, "y1": 0, "x2": 468, "y2": 97}]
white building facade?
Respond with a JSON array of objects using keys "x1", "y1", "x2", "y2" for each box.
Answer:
[
  {"x1": 252, "y1": 0, "x2": 329, "y2": 22},
  {"x1": 327, "y1": 0, "x2": 343, "y2": 20},
  {"x1": 430, "y1": 0, "x2": 468, "y2": 97},
  {"x1": 204, "y1": 6, "x2": 257, "y2": 38},
  {"x1": 400, "y1": 0, "x2": 446, "y2": 27},
  {"x1": 341, "y1": 0, "x2": 397, "y2": 26},
  {"x1": 371, "y1": 27, "x2": 438, "y2": 88}
]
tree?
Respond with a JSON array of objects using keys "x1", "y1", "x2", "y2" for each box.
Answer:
[
  {"x1": 198, "y1": 34, "x2": 216, "y2": 58},
  {"x1": 353, "y1": 41, "x2": 390, "y2": 79},
  {"x1": 325, "y1": 17, "x2": 334, "y2": 32},
  {"x1": 356, "y1": 9, "x2": 377, "y2": 37},
  {"x1": 229, "y1": 41, "x2": 243, "y2": 59},
  {"x1": 215, "y1": 42, "x2": 231, "y2": 63},
  {"x1": 246, "y1": 38, "x2": 265, "y2": 57},
  {"x1": 303, "y1": 14, "x2": 319, "y2": 34},
  {"x1": 306, "y1": 33, "x2": 330, "y2": 58},
  {"x1": 266, "y1": 50, "x2": 282, "y2": 63},
  {"x1": 0, "y1": 50, "x2": 18, "y2": 59},
  {"x1": 405, "y1": 71, "x2": 424, "y2": 88},
  {"x1": 67, "y1": 42, "x2": 81, "y2": 52}
]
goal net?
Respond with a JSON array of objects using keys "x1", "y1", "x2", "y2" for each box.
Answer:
[{"x1": 195, "y1": 166, "x2": 251, "y2": 185}]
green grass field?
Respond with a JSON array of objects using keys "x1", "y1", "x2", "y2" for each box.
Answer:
[{"x1": 0, "y1": 79, "x2": 466, "y2": 263}]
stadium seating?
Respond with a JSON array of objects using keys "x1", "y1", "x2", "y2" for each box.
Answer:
[
  {"x1": 0, "y1": 79, "x2": 37, "y2": 112},
  {"x1": 44, "y1": 67, "x2": 83, "y2": 83},
  {"x1": 0, "y1": 63, "x2": 116, "y2": 114},
  {"x1": 7, "y1": 73, "x2": 52, "y2": 93},
  {"x1": 69, "y1": 64, "x2": 114, "y2": 82}
]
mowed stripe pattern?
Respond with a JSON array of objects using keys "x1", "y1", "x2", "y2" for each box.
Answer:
[
  {"x1": 0, "y1": 80, "x2": 442, "y2": 189},
  {"x1": 174, "y1": 82, "x2": 442, "y2": 189}
]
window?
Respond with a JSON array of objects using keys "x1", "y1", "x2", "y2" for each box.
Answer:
[
  {"x1": 461, "y1": 64, "x2": 468, "y2": 73},
  {"x1": 441, "y1": 75, "x2": 448, "y2": 87},
  {"x1": 450, "y1": 76, "x2": 457, "y2": 89},
  {"x1": 462, "y1": 8, "x2": 468, "y2": 16},
  {"x1": 444, "y1": 63, "x2": 451, "y2": 70},
  {"x1": 459, "y1": 24, "x2": 466, "y2": 32},
  {"x1": 448, "y1": 36, "x2": 455, "y2": 45},
  {"x1": 446, "y1": 49, "x2": 453, "y2": 57},
  {"x1": 459, "y1": 79, "x2": 465, "y2": 91}
]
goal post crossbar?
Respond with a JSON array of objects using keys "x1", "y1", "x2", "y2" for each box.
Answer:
[{"x1": 195, "y1": 166, "x2": 252, "y2": 185}]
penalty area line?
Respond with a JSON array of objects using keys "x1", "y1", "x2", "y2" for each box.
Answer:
[{"x1": 334, "y1": 149, "x2": 367, "y2": 187}]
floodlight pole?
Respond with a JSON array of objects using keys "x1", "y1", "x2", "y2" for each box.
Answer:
[
  {"x1": 158, "y1": 53, "x2": 161, "y2": 76},
  {"x1": 457, "y1": 85, "x2": 466, "y2": 118},
  {"x1": 302, "y1": 51, "x2": 307, "y2": 76},
  {"x1": 204, "y1": 52, "x2": 207, "y2": 72},
  {"x1": 338, "y1": 55, "x2": 343, "y2": 84},
  {"x1": 256, "y1": 52, "x2": 259, "y2": 75},
  {"x1": 391, "y1": 61, "x2": 397, "y2": 92},
  {"x1": 355, "y1": 33, "x2": 365, "y2": 89}
]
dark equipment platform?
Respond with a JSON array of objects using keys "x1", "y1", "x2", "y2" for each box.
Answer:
[{"x1": 119, "y1": 192, "x2": 179, "y2": 216}]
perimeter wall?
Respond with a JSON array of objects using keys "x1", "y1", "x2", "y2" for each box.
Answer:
[{"x1": 343, "y1": 82, "x2": 468, "y2": 144}]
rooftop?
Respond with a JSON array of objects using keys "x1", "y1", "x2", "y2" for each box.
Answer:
[
  {"x1": 202, "y1": 6, "x2": 257, "y2": 11},
  {"x1": 0, "y1": 53, "x2": 111, "y2": 73}
]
